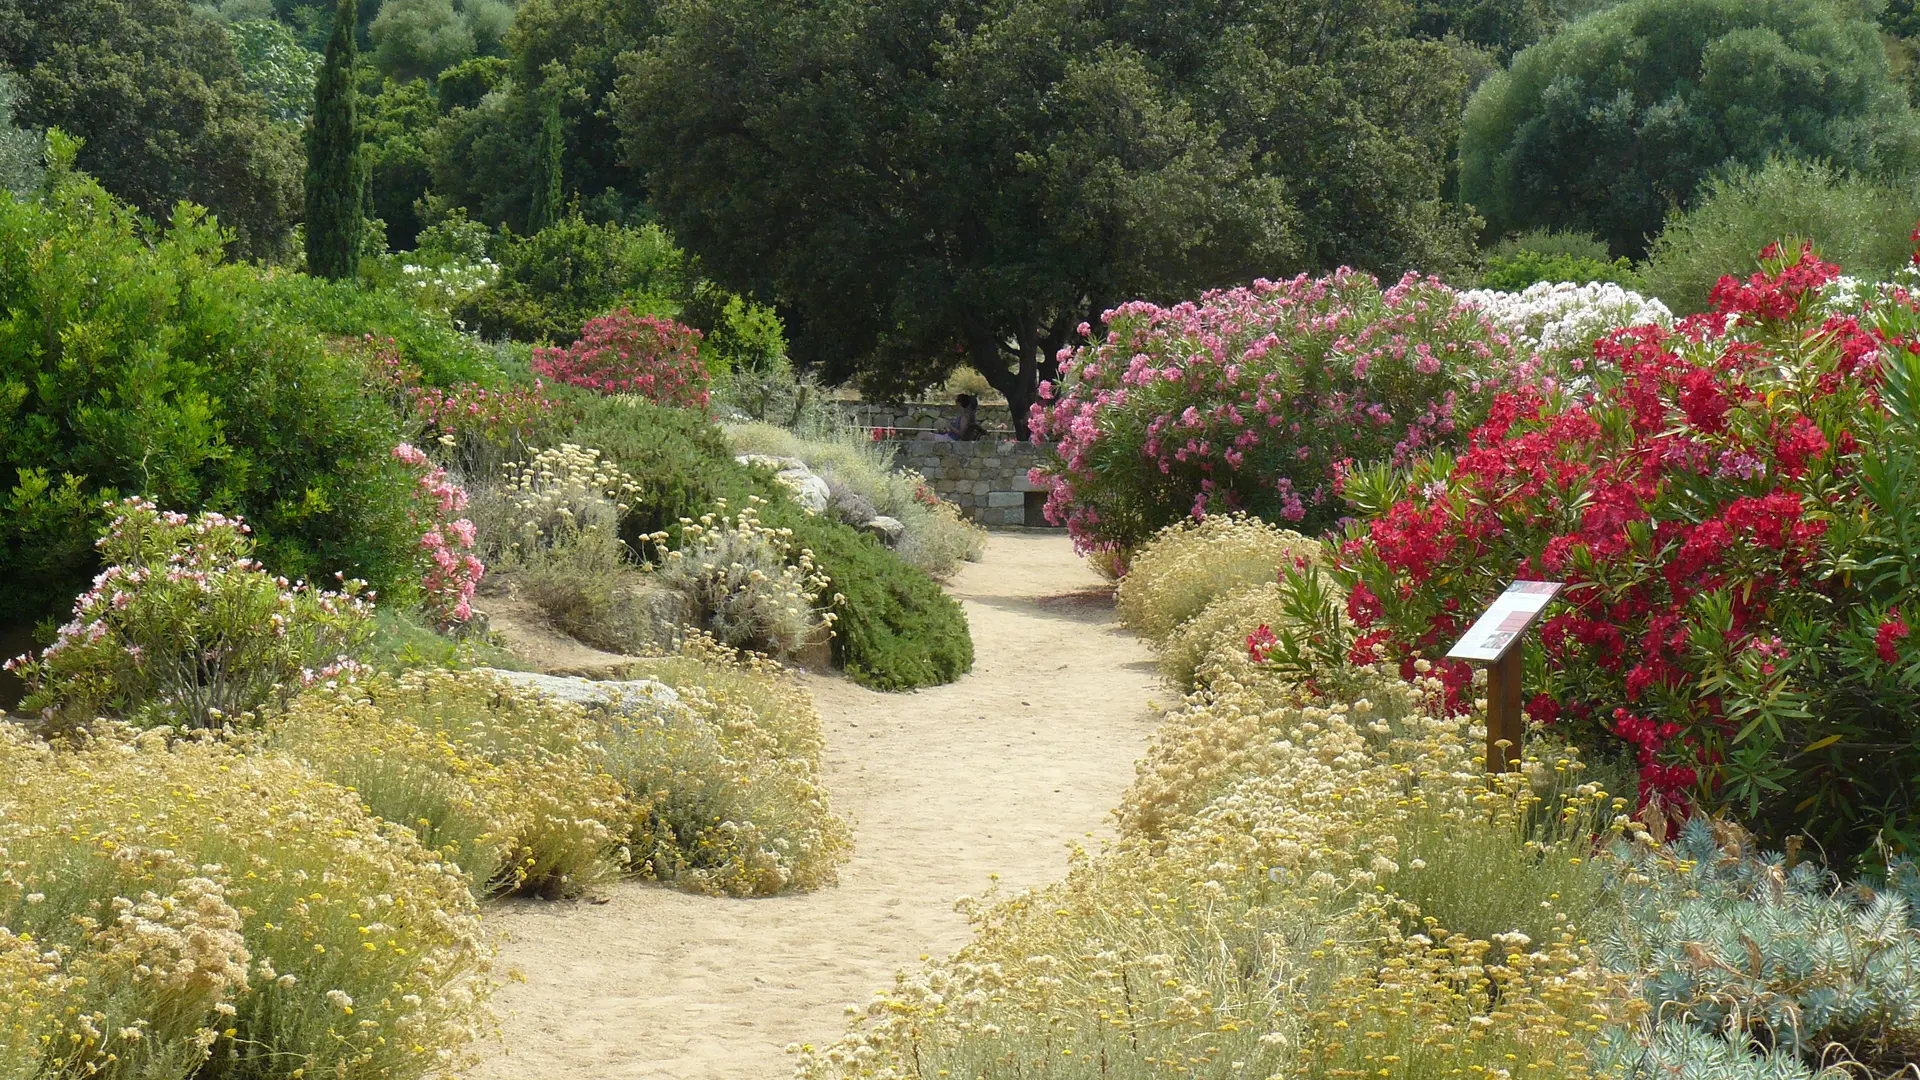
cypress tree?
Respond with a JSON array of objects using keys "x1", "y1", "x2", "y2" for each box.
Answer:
[
  {"x1": 304, "y1": 0, "x2": 364, "y2": 279},
  {"x1": 527, "y1": 96, "x2": 565, "y2": 234}
]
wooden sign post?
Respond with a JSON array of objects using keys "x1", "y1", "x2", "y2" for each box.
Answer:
[{"x1": 1445, "y1": 580, "x2": 1564, "y2": 773}]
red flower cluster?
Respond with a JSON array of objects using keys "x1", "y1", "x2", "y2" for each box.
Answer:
[
  {"x1": 1332, "y1": 242, "x2": 1911, "y2": 838},
  {"x1": 532, "y1": 310, "x2": 710, "y2": 408}
]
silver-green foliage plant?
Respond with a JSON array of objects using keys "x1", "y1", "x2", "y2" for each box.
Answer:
[
  {"x1": 1599, "y1": 818, "x2": 1920, "y2": 1074},
  {"x1": 643, "y1": 497, "x2": 833, "y2": 659}
]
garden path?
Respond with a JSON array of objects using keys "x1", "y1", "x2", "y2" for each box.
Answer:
[{"x1": 468, "y1": 531, "x2": 1162, "y2": 1080}]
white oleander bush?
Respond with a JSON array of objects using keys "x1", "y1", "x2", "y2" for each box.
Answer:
[{"x1": 1458, "y1": 280, "x2": 1673, "y2": 372}]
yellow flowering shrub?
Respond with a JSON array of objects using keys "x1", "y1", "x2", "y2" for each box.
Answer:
[
  {"x1": 1115, "y1": 515, "x2": 1322, "y2": 646},
  {"x1": 609, "y1": 638, "x2": 852, "y2": 896},
  {"x1": 0, "y1": 726, "x2": 491, "y2": 1080},
  {"x1": 269, "y1": 669, "x2": 629, "y2": 899},
  {"x1": 799, "y1": 661, "x2": 1638, "y2": 1080}
]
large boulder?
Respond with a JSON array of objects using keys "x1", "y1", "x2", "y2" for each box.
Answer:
[
  {"x1": 863, "y1": 515, "x2": 907, "y2": 547},
  {"x1": 735, "y1": 454, "x2": 830, "y2": 513},
  {"x1": 475, "y1": 668, "x2": 682, "y2": 721}
]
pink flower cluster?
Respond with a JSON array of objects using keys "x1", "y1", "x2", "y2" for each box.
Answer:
[
  {"x1": 392, "y1": 443, "x2": 483, "y2": 625},
  {"x1": 1028, "y1": 269, "x2": 1527, "y2": 552},
  {"x1": 531, "y1": 310, "x2": 710, "y2": 408},
  {"x1": 6, "y1": 497, "x2": 375, "y2": 729},
  {"x1": 361, "y1": 334, "x2": 555, "y2": 452}
]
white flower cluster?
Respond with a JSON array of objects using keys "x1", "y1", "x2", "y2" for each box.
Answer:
[
  {"x1": 1460, "y1": 281, "x2": 1673, "y2": 371},
  {"x1": 1820, "y1": 264, "x2": 1920, "y2": 315}
]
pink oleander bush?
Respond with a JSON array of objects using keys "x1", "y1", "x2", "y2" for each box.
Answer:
[
  {"x1": 531, "y1": 310, "x2": 710, "y2": 408},
  {"x1": 361, "y1": 335, "x2": 565, "y2": 476},
  {"x1": 392, "y1": 443, "x2": 484, "y2": 628},
  {"x1": 6, "y1": 498, "x2": 374, "y2": 731},
  {"x1": 1311, "y1": 242, "x2": 1920, "y2": 864},
  {"x1": 1029, "y1": 270, "x2": 1531, "y2": 553}
]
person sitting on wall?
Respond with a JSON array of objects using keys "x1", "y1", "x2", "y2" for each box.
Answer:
[{"x1": 927, "y1": 393, "x2": 985, "y2": 442}]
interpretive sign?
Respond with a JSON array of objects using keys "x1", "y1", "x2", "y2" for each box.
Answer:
[
  {"x1": 1446, "y1": 580, "x2": 1564, "y2": 663},
  {"x1": 1446, "y1": 580, "x2": 1564, "y2": 772}
]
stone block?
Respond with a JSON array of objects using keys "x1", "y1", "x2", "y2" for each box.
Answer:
[
  {"x1": 971, "y1": 479, "x2": 992, "y2": 496},
  {"x1": 986, "y1": 490, "x2": 1024, "y2": 508},
  {"x1": 1014, "y1": 472, "x2": 1046, "y2": 491}
]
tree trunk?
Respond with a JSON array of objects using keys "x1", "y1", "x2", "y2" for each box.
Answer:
[{"x1": 966, "y1": 327, "x2": 1042, "y2": 442}]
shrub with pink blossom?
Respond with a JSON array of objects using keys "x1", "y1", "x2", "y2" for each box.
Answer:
[
  {"x1": 7, "y1": 498, "x2": 375, "y2": 731},
  {"x1": 360, "y1": 335, "x2": 564, "y2": 476},
  {"x1": 1029, "y1": 270, "x2": 1529, "y2": 553},
  {"x1": 1312, "y1": 242, "x2": 1920, "y2": 865},
  {"x1": 392, "y1": 443, "x2": 484, "y2": 627},
  {"x1": 531, "y1": 310, "x2": 711, "y2": 408}
]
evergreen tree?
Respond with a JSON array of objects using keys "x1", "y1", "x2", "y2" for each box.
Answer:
[
  {"x1": 305, "y1": 0, "x2": 365, "y2": 279},
  {"x1": 526, "y1": 95, "x2": 564, "y2": 233}
]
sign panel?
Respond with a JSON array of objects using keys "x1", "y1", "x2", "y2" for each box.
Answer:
[{"x1": 1445, "y1": 580, "x2": 1565, "y2": 663}]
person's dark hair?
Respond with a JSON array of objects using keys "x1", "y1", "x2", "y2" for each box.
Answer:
[{"x1": 955, "y1": 393, "x2": 978, "y2": 410}]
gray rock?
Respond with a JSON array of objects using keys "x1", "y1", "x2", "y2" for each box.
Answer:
[
  {"x1": 830, "y1": 490, "x2": 878, "y2": 526},
  {"x1": 475, "y1": 668, "x2": 682, "y2": 720},
  {"x1": 779, "y1": 469, "x2": 831, "y2": 513},
  {"x1": 863, "y1": 516, "x2": 907, "y2": 546}
]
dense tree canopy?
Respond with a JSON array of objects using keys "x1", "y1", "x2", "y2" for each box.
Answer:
[
  {"x1": 619, "y1": 0, "x2": 1475, "y2": 436},
  {"x1": 1460, "y1": 0, "x2": 1920, "y2": 256},
  {"x1": 0, "y1": 0, "x2": 304, "y2": 258}
]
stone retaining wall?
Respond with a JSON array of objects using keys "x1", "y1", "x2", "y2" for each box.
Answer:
[
  {"x1": 891, "y1": 439, "x2": 1050, "y2": 527},
  {"x1": 839, "y1": 401, "x2": 1016, "y2": 438}
]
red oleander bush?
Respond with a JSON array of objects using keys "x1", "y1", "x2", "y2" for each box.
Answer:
[{"x1": 1323, "y1": 241, "x2": 1920, "y2": 864}]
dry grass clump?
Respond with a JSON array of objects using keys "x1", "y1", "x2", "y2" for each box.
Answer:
[
  {"x1": 0, "y1": 724, "x2": 491, "y2": 1080},
  {"x1": 798, "y1": 665, "x2": 1636, "y2": 1080},
  {"x1": 269, "y1": 669, "x2": 628, "y2": 899},
  {"x1": 610, "y1": 637, "x2": 851, "y2": 896},
  {"x1": 723, "y1": 422, "x2": 987, "y2": 578},
  {"x1": 1115, "y1": 514, "x2": 1321, "y2": 646}
]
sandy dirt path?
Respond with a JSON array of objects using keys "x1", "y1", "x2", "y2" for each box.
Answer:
[{"x1": 470, "y1": 531, "x2": 1162, "y2": 1080}]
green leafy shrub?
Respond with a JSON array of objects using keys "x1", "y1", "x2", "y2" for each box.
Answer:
[
  {"x1": 11, "y1": 499, "x2": 375, "y2": 732},
  {"x1": 250, "y1": 268, "x2": 504, "y2": 385},
  {"x1": 0, "y1": 170, "x2": 422, "y2": 623},
  {"x1": 1643, "y1": 157, "x2": 1920, "y2": 312},
  {"x1": 0, "y1": 725, "x2": 492, "y2": 1080},
  {"x1": 696, "y1": 291, "x2": 788, "y2": 376},
  {"x1": 1480, "y1": 249, "x2": 1639, "y2": 290},
  {"x1": 271, "y1": 668, "x2": 629, "y2": 898},
  {"x1": 1459, "y1": 0, "x2": 1920, "y2": 256},
  {"x1": 765, "y1": 501, "x2": 974, "y2": 691},
  {"x1": 454, "y1": 216, "x2": 685, "y2": 343}
]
